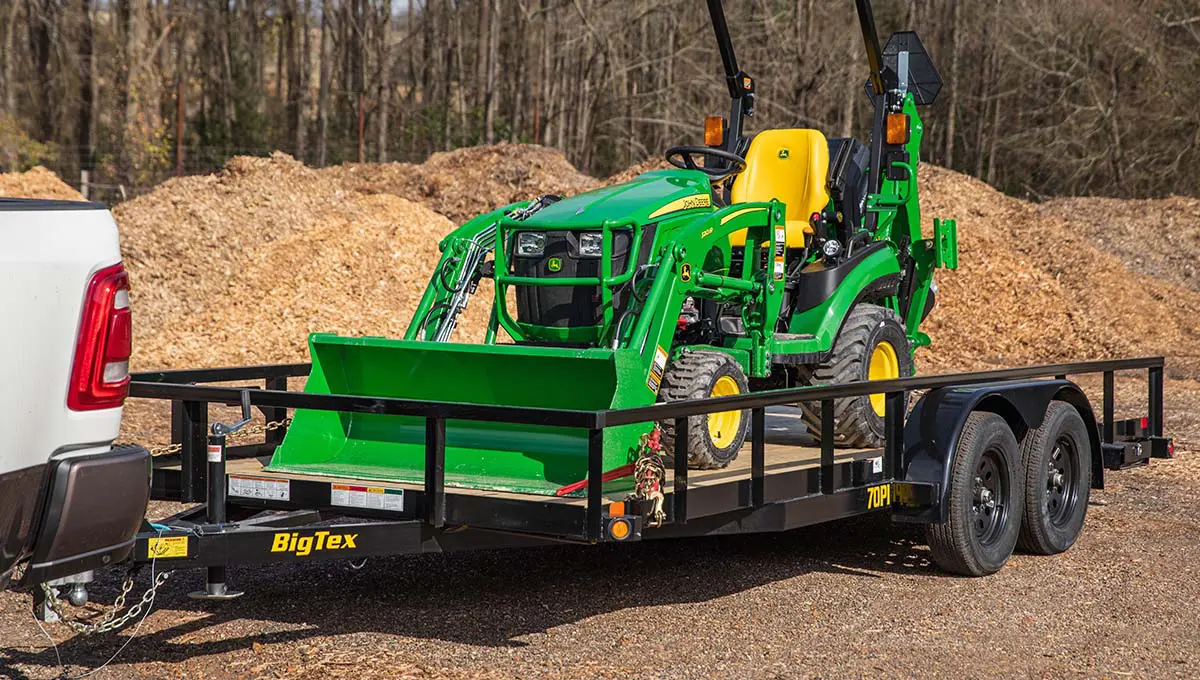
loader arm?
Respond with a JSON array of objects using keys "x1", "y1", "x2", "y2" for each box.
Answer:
[
  {"x1": 612, "y1": 202, "x2": 784, "y2": 384},
  {"x1": 407, "y1": 197, "x2": 558, "y2": 343}
]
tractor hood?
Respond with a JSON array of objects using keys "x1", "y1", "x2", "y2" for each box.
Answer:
[{"x1": 527, "y1": 169, "x2": 715, "y2": 226}]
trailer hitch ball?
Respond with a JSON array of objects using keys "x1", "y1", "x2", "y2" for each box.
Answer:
[{"x1": 67, "y1": 583, "x2": 88, "y2": 607}]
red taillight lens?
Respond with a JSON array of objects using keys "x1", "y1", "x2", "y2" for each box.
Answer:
[{"x1": 68, "y1": 263, "x2": 132, "y2": 411}]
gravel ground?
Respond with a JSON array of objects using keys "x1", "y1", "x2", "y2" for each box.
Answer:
[{"x1": 1, "y1": 443, "x2": 1196, "y2": 680}]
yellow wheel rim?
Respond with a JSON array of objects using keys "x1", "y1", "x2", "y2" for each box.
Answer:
[
  {"x1": 868, "y1": 341, "x2": 900, "y2": 417},
  {"x1": 708, "y1": 375, "x2": 742, "y2": 448}
]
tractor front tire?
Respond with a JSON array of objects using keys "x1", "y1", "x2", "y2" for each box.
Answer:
[
  {"x1": 798, "y1": 304, "x2": 913, "y2": 447},
  {"x1": 658, "y1": 350, "x2": 749, "y2": 470}
]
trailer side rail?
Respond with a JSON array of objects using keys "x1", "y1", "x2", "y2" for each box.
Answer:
[{"x1": 130, "y1": 357, "x2": 1166, "y2": 546}]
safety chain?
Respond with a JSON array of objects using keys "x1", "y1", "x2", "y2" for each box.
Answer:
[
  {"x1": 626, "y1": 426, "x2": 667, "y2": 527},
  {"x1": 129, "y1": 417, "x2": 293, "y2": 457},
  {"x1": 40, "y1": 567, "x2": 172, "y2": 635}
]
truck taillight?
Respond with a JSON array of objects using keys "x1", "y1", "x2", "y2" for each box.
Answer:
[{"x1": 68, "y1": 263, "x2": 132, "y2": 411}]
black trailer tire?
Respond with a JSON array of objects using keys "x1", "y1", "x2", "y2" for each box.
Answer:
[
  {"x1": 1017, "y1": 402, "x2": 1091, "y2": 555},
  {"x1": 658, "y1": 350, "x2": 750, "y2": 470},
  {"x1": 798, "y1": 304, "x2": 913, "y2": 447},
  {"x1": 926, "y1": 411, "x2": 1024, "y2": 576}
]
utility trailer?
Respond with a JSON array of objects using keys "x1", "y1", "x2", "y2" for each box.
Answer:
[{"x1": 102, "y1": 356, "x2": 1170, "y2": 603}]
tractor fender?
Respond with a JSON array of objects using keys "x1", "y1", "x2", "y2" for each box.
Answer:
[
  {"x1": 786, "y1": 244, "x2": 901, "y2": 352},
  {"x1": 894, "y1": 379, "x2": 1103, "y2": 524}
]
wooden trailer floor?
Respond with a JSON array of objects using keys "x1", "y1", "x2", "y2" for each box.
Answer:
[{"x1": 199, "y1": 407, "x2": 880, "y2": 507}]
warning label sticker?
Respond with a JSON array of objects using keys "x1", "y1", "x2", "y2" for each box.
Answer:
[
  {"x1": 147, "y1": 536, "x2": 188, "y2": 559},
  {"x1": 331, "y1": 484, "x2": 404, "y2": 512},
  {"x1": 647, "y1": 345, "x2": 669, "y2": 394},
  {"x1": 228, "y1": 475, "x2": 291, "y2": 501}
]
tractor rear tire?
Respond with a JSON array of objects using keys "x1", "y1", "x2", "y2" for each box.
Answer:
[
  {"x1": 1016, "y1": 402, "x2": 1091, "y2": 555},
  {"x1": 926, "y1": 411, "x2": 1024, "y2": 576},
  {"x1": 798, "y1": 304, "x2": 913, "y2": 448},
  {"x1": 658, "y1": 350, "x2": 749, "y2": 470}
]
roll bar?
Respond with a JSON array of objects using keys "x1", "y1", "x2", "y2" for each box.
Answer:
[
  {"x1": 856, "y1": 0, "x2": 886, "y2": 96},
  {"x1": 705, "y1": 0, "x2": 754, "y2": 154}
]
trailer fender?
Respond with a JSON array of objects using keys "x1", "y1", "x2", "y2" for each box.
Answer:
[{"x1": 895, "y1": 380, "x2": 1103, "y2": 524}]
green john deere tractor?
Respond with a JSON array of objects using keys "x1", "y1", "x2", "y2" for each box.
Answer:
[{"x1": 267, "y1": 0, "x2": 958, "y2": 495}]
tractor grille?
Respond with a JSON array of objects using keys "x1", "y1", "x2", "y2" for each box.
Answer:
[{"x1": 512, "y1": 226, "x2": 653, "y2": 329}]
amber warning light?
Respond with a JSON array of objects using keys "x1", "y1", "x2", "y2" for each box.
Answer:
[{"x1": 704, "y1": 117, "x2": 725, "y2": 147}]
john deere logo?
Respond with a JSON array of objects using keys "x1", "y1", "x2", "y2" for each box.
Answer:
[
  {"x1": 778, "y1": 149, "x2": 790, "y2": 159},
  {"x1": 680, "y1": 263, "x2": 692, "y2": 282},
  {"x1": 547, "y1": 257, "x2": 563, "y2": 272}
]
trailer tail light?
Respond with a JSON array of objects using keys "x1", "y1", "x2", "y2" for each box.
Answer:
[{"x1": 68, "y1": 263, "x2": 132, "y2": 411}]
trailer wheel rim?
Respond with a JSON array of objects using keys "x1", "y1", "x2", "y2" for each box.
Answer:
[
  {"x1": 708, "y1": 375, "x2": 742, "y2": 448},
  {"x1": 868, "y1": 341, "x2": 900, "y2": 417},
  {"x1": 972, "y1": 450, "x2": 1009, "y2": 545},
  {"x1": 1046, "y1": 436, "x2": 1079, "y2": 526}
]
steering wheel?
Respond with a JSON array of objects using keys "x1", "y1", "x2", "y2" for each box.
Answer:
[{"x1": 665, "y1": 146, "x2": 747, "y2": 181}]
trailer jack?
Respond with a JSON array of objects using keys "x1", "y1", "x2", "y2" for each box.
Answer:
[{"x1": 188, "y1": 392, "x2": 253, "y2": 601}]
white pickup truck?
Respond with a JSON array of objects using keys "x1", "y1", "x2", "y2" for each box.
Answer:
[{"x1": 0, "y1": 198, "x2": 150, "y2": 590}]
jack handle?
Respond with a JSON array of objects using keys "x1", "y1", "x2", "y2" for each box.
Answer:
[{"x1": 212, "y1": 390, "x2": 253, "y2": 437}]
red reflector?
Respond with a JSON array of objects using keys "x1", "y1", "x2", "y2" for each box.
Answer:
[
  {"x1": 68, "y1": 263, "x2": 132, "y2": 411},
  {"x1": 1141, "y1": 416, "x2": 1149, "y2": 430}
]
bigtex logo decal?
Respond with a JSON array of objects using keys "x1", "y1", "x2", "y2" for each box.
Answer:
[{"x1": 271, "y1": 531, "x2": 358, "y2": 556}]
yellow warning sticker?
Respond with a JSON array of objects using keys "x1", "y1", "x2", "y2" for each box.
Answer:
[
  {"x1": 647, "y1": 345, "x2": 669, "y2": 394},
  {"x1": 147, "y1": 536, "x2": 188, "y2": 559}
]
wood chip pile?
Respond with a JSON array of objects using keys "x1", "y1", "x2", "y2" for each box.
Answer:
[
  {"x1": 112, "y1": 152, "x2": 473, "y2": 368},
  {"x1": 1037, "y1": 196, "x2": 1200, "y2": 293},
  {"x1": 3, "y1": 147, "x2": 1199, "y2": 379},
  {"x1": 918, "y1": 166, "x2": 1200, "y2": 376},
  {"x1": 332, "y1": 144, "x2": 600, "y2": 223},
  {"x1": 0, "y1": 166, "x2": 84, "y2": 200}
]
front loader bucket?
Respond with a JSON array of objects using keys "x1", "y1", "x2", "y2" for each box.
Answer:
[{"x1": 266, "y1": 334, "x2": 653, "y2": 495}]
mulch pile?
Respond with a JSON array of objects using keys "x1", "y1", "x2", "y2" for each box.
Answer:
[
  {"x1": 332, "y1": 144, "x2": 600, "y2": 223},
  {"x1": 4, "y1": 147, "x2": 1199, "y2": 380},
  {"x1": 1037, "y1": 195, "x2": 1200, "y2": 293},
  {"x1": 0, "y1": 166, "x2": 84, "y2": 200},
  {"x1": 919, "y1": 166, "x2": 1200, "y2": 376}
]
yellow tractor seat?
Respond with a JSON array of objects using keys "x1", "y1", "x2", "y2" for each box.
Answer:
[{"x1": 729, "y1": 129, "x2": 831, "y2": 248}]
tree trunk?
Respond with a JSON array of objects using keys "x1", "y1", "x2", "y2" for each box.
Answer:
[
  {"x1": 484, "y1": 0, "x2": 499, "y2": 144},
  {"x1": 29, "y1": 0, "x2": 55, "y2": 142},
  {"x1": 316, "y1": 0, "x2": 332, "y2": 165},
  {"x1": 76, "y1": 0, "x2": 94, "y2": 172},
  {"x1": 376, "y1": 0, "x2": 392, "y2": 162},
  {"x1": 943, "y1": 0, "x2": 961, "y2": 168},
  {"x1": 297, "y1": 0, "x2": 312, "y2": 159},
  {"x1": 3, "y1": 0, "x2": 21, "y2": 120}
]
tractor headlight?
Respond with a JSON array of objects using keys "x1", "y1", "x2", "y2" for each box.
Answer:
[
  {"x1": 577, "y1": 232, "x2": 603, "y2": 257},
  {"x1": 515, "y1": 232, "x2": 546, "y2": 257}
]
